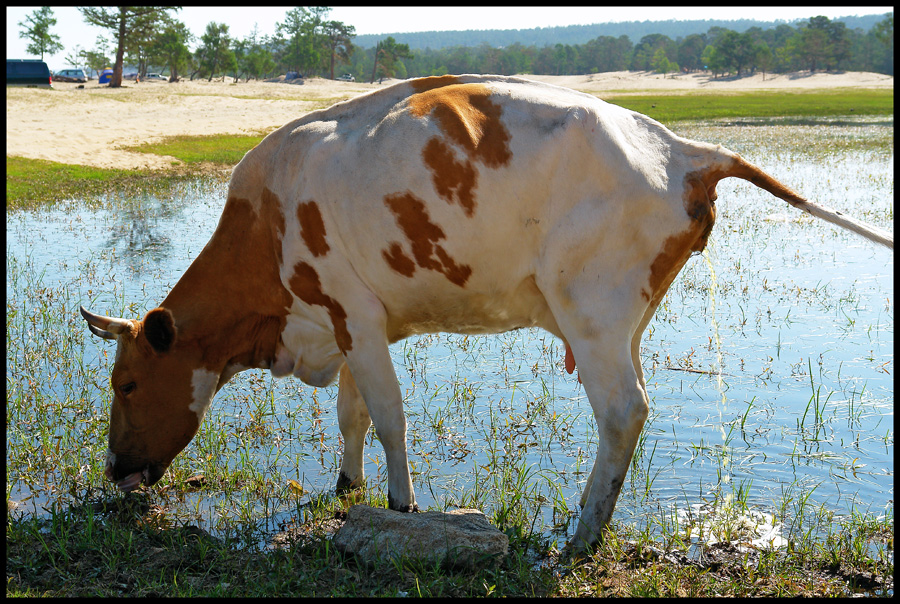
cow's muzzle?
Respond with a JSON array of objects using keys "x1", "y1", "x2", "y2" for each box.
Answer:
[{"x1": 105, "y1": 450, "x2": 166, "y2": 491}]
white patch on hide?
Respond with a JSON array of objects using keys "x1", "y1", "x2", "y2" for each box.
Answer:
[
  {"x1": 270, "y1": 343, "x2": 295, "y2": 377},
  {"x1": 189, "y1": 368, "x2": 218, "y2": 421}
]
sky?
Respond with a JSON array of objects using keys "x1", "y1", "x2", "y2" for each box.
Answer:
[{"x1": 7, "y1": 6, "x2": 893, "y2": 73}]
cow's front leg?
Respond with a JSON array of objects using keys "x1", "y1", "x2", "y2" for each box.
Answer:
[
  {"x1": 342, "y1": 325, "x2": 418, "y2": 513},
  {"x1": 335, "y1": 364, "x2": 371, "y2": 493}
]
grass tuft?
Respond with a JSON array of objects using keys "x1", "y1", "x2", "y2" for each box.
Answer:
[{"x1": 124, "y1": 131, "x2": 273, "y2": 166}]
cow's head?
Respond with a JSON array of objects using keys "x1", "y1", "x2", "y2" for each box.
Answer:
[{"x1": 80, "y1": 305, "x2": 218, "y2": 491}]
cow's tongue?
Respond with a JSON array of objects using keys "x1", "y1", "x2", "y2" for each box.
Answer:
[{"x1": 116, "y1": 471, "x2": 144, "y2": 492}]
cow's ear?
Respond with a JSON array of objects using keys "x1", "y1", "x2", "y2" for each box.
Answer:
[{"x1": 143, "y1": 307, "x2": 177, "y2": 354}]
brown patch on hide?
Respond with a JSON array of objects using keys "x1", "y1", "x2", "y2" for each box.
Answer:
[
  {"x1": 409, "y1": 74, "x2": 463, "y2": 94},
  {"x1": 297, "y1": 201, "x2": 330, "y2": 257},
  {"x1": 646, "y1": 169, "x2": 719, "y2": 305},
  {"x1": 382, "y1": 242, "x2": 417, "y2": 277},
  {"x1": 422, "y1": 137, "x2": 478, "y2": 216},
  {"x1": 382, "y1": 192, "x2": 472, "y2": 287},
  {"x1": 408, "y1": 82, "x2": 512, "y2": 168},
  {"x1": 288, "y1": 262, "x2": 353, "y2": 354}
]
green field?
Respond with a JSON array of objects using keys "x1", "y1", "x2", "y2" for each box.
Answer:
[
  {"x1": 603, "y1": 89, "x2": 893, "y2": 124},
  {"x1": 7, "y1": 494, "x2": 891, "y2": 596}
]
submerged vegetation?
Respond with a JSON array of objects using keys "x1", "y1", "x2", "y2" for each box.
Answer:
[{"x1": 6, "y1": 94, "x2": 893, "y2": 596}]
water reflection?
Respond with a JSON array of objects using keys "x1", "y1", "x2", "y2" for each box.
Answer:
[
  {"x1": 95, "y1": 183, "x2": 223, "y2": 277},
  {"x1": 104, "y1": 202, "x2": 173, "y2": 268}
]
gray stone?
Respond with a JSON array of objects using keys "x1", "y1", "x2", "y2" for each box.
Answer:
[{"x1": 332, "y1": 505, "x2": 508, "y2": 568}]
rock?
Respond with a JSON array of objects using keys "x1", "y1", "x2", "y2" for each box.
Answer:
[{"x1": 332, "y1": 505, "x2": 508, "y2": 568}]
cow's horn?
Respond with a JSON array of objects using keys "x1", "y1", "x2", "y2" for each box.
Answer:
[
  {"x1": 86, "y1": 323, "x2": 118, "y2": 340},
  {"x1": 80, "y1": 306, "x2": 131, "y2": 338}
]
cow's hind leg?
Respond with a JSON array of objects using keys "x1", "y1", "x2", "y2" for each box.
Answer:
[
  {"x1": 539, "y1": 277, "x2": 651, "y2": 553},
  {"x1": 569, "y1": 338, "x2": 648, "y2": 552},
  {"x1": 335, "y1": 365, "x2": 372, "y2": 493},
  {"x1": 578, "y1": 301, "x2": 656, "y2": 510}
]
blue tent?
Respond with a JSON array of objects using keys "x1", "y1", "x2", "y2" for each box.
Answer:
[{"x1": 98, "y1": 68, "x2": 114, "y2": 84}]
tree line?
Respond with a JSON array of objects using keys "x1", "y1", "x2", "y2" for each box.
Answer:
[
  {"x1": 401, "y1": 14, "x2": 893, "y2": 79},
  {"x1": 18, "y1": 7, "x2": 893, "y2": 88}
]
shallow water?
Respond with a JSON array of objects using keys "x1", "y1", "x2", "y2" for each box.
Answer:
[{"x1": 6, "y1": 117, "x2": 893, "y2": 548}]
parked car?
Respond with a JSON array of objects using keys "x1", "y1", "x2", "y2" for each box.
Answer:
[
  {"x1": 144, "y1": 73, "x2": 168, "y2": 82},
  {"x1": 7, "y1": 59, "x2": 53, "y2": 88},
  {"x1": 336, "y1": 73, "x2": 355, "y2": 82},
  {"x1": 53, "y1": 68, "x2": 87, "y2": 83}
]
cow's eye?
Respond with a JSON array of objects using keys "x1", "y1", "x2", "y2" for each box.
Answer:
[{"x1": 120, "y1": 382, "x2": 136, "y2": 396}]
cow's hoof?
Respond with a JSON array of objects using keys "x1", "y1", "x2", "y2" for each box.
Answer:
[
  {"x1": 387, "y1": 492, "x2": 419, "y2": 513},
  {"x1": 335, "y1": 471, "x2": 363, "y2": 494},
  {"x1": 561, "y1": 540, "x2": 592, "y2": 563}
]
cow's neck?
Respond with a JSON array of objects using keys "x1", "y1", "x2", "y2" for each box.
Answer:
[{"x1": 161, "y1": 194, "x2": 292, "y2": 373}]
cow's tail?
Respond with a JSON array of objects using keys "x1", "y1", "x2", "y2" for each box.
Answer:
[{"x1": 717, "y1": 154, "x2": 893, "y2": 250}]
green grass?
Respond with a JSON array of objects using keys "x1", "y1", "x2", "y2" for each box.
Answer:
[
  {"x1": 125, "y1": 131, "x2": 272, "y2": 166},
  {"x1": 602, "y1": 89, "x2": 893, "y2": 125},
  {"x1": 6, "y1": 157, "x2": 140, "y2": 210}
]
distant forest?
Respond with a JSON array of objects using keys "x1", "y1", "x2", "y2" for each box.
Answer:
[{"x1": 343, "y1": 13, "x2": 893, "y2": 79}]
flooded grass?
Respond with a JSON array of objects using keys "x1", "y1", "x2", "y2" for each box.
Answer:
[
  {"x1": 4, "y1": 156, "x2": 218, "y2": 211},
  {"x1": 6, "y1": 117, "x2": 893, "y2": 596}
]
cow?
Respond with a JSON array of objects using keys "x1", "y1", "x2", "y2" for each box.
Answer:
[{"x1": 81, "y1": 74, "x2": 892, "y2": 553}]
